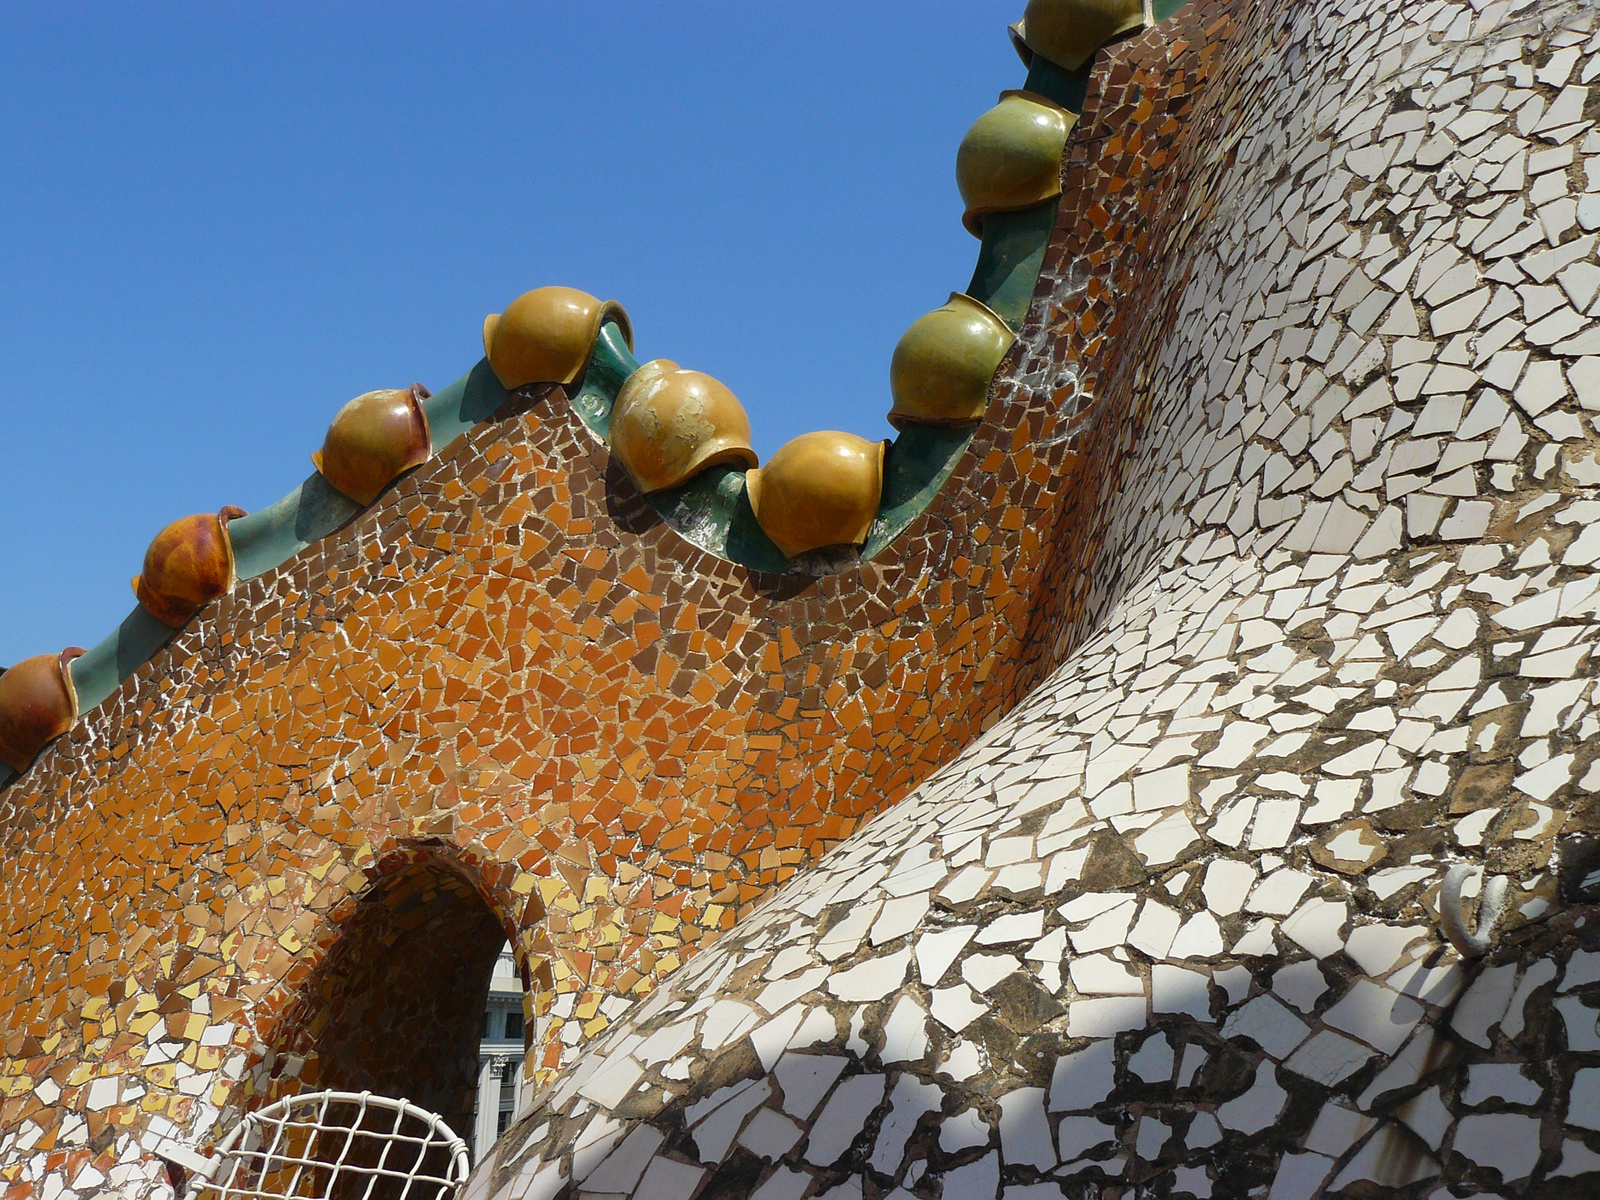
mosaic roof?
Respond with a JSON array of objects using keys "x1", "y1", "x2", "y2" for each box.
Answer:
[{"x1": 5, "y1": 0, "x2": 1600, "y2": 1197}]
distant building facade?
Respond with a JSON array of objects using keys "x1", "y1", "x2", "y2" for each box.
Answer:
[{"x1": 471, "y1": 949, "x2": 526, "y2": 1161}]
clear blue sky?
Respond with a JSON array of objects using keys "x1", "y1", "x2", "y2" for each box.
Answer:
[{"x1": 0, "y1": 3, "x2": 1018, "y2": 667}]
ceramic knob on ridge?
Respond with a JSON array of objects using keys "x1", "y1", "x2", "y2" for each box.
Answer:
[
  {"x1": 0, "y1": 649, "x2": 85, "y2": 773},
  {"x1": 957, "y1": 90, "x2": 1076, "y2": 237},
  {"x1": 608, "y1": 360, "x2": 759, "y2": 494},
  {"x1": 1008, "y1": 0, "x2": 1147, "y2": 72},
  {"x1": 312, "y1": 383, "x2": 434, "y2": 505},
  {"x1": 483, "y1": 286, "x2": 634, "y2": 390},
  {"x1": 746, "y1": 432, "x2": 887, "y2": 559},
  {"x1": 132, "y1": 507, "x2": 248, "y2": 628},
  {"x1": 889, "y1": 293, "x2": 1016, "y2": 428}
]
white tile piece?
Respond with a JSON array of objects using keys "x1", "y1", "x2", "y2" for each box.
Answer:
[
  {"x1": 1551, "y1": 1138, "x2": 1600, "y2": 1178},
  {"x1": 582, "y1": 1126, "x2": 667, "y2": 1195},
  {"x1": 1049, "y1": 1040, "x2": 1115, "y2": 1112},
  {"x1": 1134, "y1": 812, "x2": 1201, "y2": 865},
  {"x1": 940, "y1": 1039, "x2": 985, "y2": 1082},
  {"x1": 1152, "y1": 964, "x2": 1212, "y2": 1021},
  {"x1": 1202, "y1": 859, "x2": 1257, "y2": 916},
  {"x1": 879, "y1": 996, "x2": 930, "y2": 1064},
  {"x1": 869, "y1": 1076, "x2": 941, "y2": 1175},
  {"x1": 691, "y1": 1081, "x2": 772, "y2": 1164},
  {"x1": 938, "y1": 1107, "x2": 991, "y2": 1153},
  {"x1": 1067, "y1": 898, "x2": 1139, "y2": 953},
  {"x1": 1266, "y1": 1152, "x2": 1335, "y2": 1200},
  {"x1": 747, "y1": 1169, "x2": 811, "y2": 1200},
  {"x1": 1067, "y1": 996, "x2": 1147, "y2": 1039},
  {"x1": 578, "y1": 1056, "x2": 646, "y2": 1110},
  {"x1": 1320, "y1": 981, "x2": 1423, "y2": 1054},
  {"x1": 1329, "y1": 1124, "x2": 1438, "y2": 1190},
  {"x1": 1391, "y1": 957, "x2": 1464, "y2": 1008},
  {"x1": 1453, "y1": 1113, "x2": 1544, "y2": 1181},
  {"x1": 1069, "y1": 954, "x2": 1143, "y2": 996},
  {"x1": 1055, "y1": 1117, "x2": 1116, "y2": 1162},
  {"x1": 826, "y1": 949, "x2": 911, "y2": 1003},
  {"x1": 751, "y1": 1007, "x2": 809, "y2": 1071},
  {"x1": 1169, "y1": 912, "x2": 1226, "y2": 959},
  {"x1": 1343, "y1": 924, "x2": 1429, "y2": 976},
  {"x1": 803, "y1": 1075, "x2": 887, "y2": 1165},
  {"x1": 1232, "y1": 919, "x2": 1280, "y2": 957},
  {"x1": 739, "y1": 1110, "x2": 805, "y2": 1160},
  {"x1": 870, "y1": 895, "x2": 930, "y2": 947},
  {"x1": 703, "y1": 1000, "x2": 763, "y2": 1052},
  {"x1": 1127, "y1": 901, "x2": 1183, "y2": 959},
  {"x1": 1305, "y1": 1104, "x2": 1374, "y2": 1158},
  {"x1": 1127, "y1": 1034, "x2": 1174, "y2": 1083},
  {"x1": 1270, "y1": 960, "x2": 1329, "y2": 1015},
  {"x1": 1216, "y1": 1061, "x2": 1289, "y2": 1134},
  {"x1": 997, "y1": 1088, "x2": 1056, "y2": 1171},
  {"x1": 1395, "y1": 1085, "x2": 1452, "y2": 1152},
  {"x1": 1555, "y1": 995, "x2": 1600, "y2": 1052},
  {"x1": 1357, "y1": 1027, "x2": 1439, "y2": 1111},
  {"x1": 1281, "y1": 899, "x2": 1348, "y2": 959},
  {"x1": 787, "y1": 1006, "x2": 840, "y2": 1053},
  {"x1": 930, "y1": 986, "x2": 988, "y2": 1034},
  {"x1": 1570, "y1": 1068, "x2": 1600, "y2": 1132},
  {"x1": 915, "y1": 927, "x2": 976, "y2": 987},
  {"x1": 1247, "y1": 870, "x2": 1315, "y2": 916},
  {"x1": 1462, "y1": 1062, "x2": 1541, "y2": 1108},
  {"x1": 963, "y1": 954, "x2": 1023, "y2": 994},
  {"x1": 1223, "y1": 994, "x2": 1311, "y2": 1060},
  {"x1": 774, "y1": 1054, "x2": 848, "y2": 1120},
  {"x1": 1451, "y1": 963, "x2": 1518, "y2": 1048},
  {"x1": 975, "y1": 911, "x2": 1045, "y2": 946},
  {"x1": 940, "y1": 1152, "x2": 999, "y2": 1200},
  {"x1": 818, "y1": 904, "x2": 881, "y2": 963}
]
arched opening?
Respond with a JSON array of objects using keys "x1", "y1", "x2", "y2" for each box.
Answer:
[{"x1": 267, "y1": 849, "x2": 522, "y2": 1154}]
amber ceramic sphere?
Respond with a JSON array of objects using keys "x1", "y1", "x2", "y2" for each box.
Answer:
[
  {"x1": 957, "y1": 91, "x2": 1075, "y2": 237},
  {"x1": 609, "y1": 361, "x2": 759, "y2": 494},
  {"x1": 1009, "y1": 0, "x2": 1146, "y2": 72},
  {"x1": 888, "y1": 293, "x2": 1016, "y2": 429},
  {"x1": 0, "y1": 649, "x2": 84, "y2": 773},
  {"x1": 132, "y1": 506, "x2": 248, "y2": 628},
  {"x1": 483, "y1": 287, "x2": 634, "y2": 390},
  {"x1": 312, "y1": 383, "x2": 434, "y2": 505},
  {"x1": 746, "y1": 432, "x2": 887, "y2": 559}
]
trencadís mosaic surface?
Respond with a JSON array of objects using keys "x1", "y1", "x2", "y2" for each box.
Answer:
[{"x1": 5, "y1": 0, "x2": 1600, "y2": 1196}]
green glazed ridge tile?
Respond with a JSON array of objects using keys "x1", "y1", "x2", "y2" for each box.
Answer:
[{"x1": 566, "y1": 321, "x2": 641, "y2": 441}]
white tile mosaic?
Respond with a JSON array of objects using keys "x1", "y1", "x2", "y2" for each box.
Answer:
[{"x1": 454, "y1": 3, "x2": 1600, "y2": 1199}]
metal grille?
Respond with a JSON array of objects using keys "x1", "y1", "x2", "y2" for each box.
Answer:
[{"x1": 197, "y1": 1091, "x2": 471, "y2": 1200}]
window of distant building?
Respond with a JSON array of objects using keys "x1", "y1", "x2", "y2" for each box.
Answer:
[{"x1": 470, "y1": 945, "x2": 529, "y2": 1163}]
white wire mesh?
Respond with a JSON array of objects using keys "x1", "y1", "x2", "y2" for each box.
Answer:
[{"x1": 198, "y1": 1090, "x2": 471, "y2": 1200}]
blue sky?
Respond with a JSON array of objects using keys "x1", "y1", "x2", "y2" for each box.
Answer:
[{"x1": 0, "y1": 2, "x2": 1018, "y2": 667}]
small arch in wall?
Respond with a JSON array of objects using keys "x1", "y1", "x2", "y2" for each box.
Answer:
[{"x1": 260, "y1": 844, "x2": 538, "y2": 1147}]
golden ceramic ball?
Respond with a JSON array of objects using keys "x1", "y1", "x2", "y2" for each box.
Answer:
[
  {"x1": 132, "y1": 507, "x2": 248, "y2": 628},
  {"x1": 0, "y1": 650, "x2": 84, "y2": 773},
  {"x1": 889, "y1": 293, "x2": 1016, "y2": 429},
  {"x1": 608, "y1": 360, "x2": 759, "y2": 494},
  {"x1": 483, "y1": 286, "x2": 633, "y2": 390},
  {"x1": 313, "y1": 383, "x2": 433, "y2": 505},
  {"x1": 1009, "y1": 0, "x2": 1147, "y2": 73},
  {"x1": 746, "y1": 431, "x2": 886, "y2": 559},
  {"x1": 957, "y1": 90, "x2": 1075, "y2": 237}
]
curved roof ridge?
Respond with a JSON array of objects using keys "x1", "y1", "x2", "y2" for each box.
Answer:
[{"x1": 0, "y1": 0, "x2": 1184, "y2": 788}]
